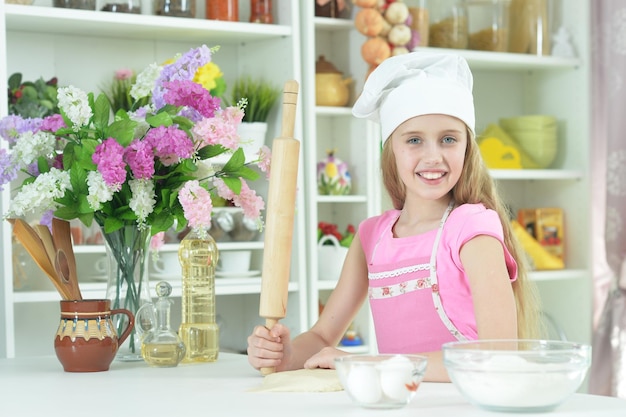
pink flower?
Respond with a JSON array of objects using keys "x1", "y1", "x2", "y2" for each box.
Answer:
[
  {"x1": 93, "y1": 138, "x2": 127, "y2": 188},
  {"x1": 145, "y1": 125, "x2": 193, "y2": 166},
  {"x1": 214, "y1": 178, "x2": 236, "y2": 201},
  {"x1": 150, "y1": 232, "x2": 165, "y2": 251},
  {"x1": 40, "y1": 114, "x2": 66, "y2": 133},
  {"x1": 231, "y1": 180, "x2": 264, "y2": 220},
  {"x1": 125, "y1": 139, "x2": 155, "y2": 179},
  {"x1": 191, "y1": 106, "x2": 243, "y2": 150},
  {"x1": 257, "y1": 145, "x2": 271, "y2": 178},
  {"x1": 115, "y1": 68, "x2": 134, "y2": 81},
  {"x1": 163, "y1": 80, "x2": 220, "y2": 119},
  {"x1": 178, "y1": 180, "x2": 213, "y2": 229}
]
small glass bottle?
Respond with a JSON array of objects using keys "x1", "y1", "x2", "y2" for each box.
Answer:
[
  {"x1": 405, "y1": 0, "x2": 430, "y2": 47},
  {"x1": 508, "y1": 0, "x2": 551, "y2": 55},
  {"x1": 178, "y1": 228, "x2": 220, "y2": 363},
  {"x1": 206, "y1": 0, "x2": 239, "y2": 21},
  {"x1": 250, "y1": 0, "x2": 273, "y2": 24},
  {"x1": 100, "y1": 0, "x2": 141, "y2": 13},
  {"x1": 428, "y1": 0, "x2": 469, "y2": 49},
  {"x1": 138, "y1": 281, "x2": 186, "y2": 367}
]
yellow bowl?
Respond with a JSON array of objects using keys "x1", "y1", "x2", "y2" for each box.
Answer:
[
  {"x1": 500, "y1": 115, "x2": 557, "y2": 131},
  {"x1": 507, "y1": 129, "x2": 557, "y2": 168}
]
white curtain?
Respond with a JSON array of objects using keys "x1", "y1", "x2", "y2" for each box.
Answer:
[{"x1": 589, "y1": 0, "x2": 626, "y2": 398}]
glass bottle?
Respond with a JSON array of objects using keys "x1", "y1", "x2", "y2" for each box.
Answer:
[
  {"x1": 206, "y1": 0, "x2": 239, "y2": 21},
  {"x1": 178, "y1": 228, "x2": 220, "y2": 363},
  {"x1": 156, "y1": 0, "x2": 196, "y2": 18},
  {"x1": 138, "y1": 281, "x2": 186, "y2": 367},
  {"x1": 428, "y1": 0, "x2": 469, "y2": 49},
  {"x1": 250, "y1": 0, "x2": 273, "y2": 24},
  {"x1": 508, "y1": 0, "x2": 551, "y2": 55},
  {"x1": 466, "y1": 0, "x2": 510, "y2": 52},
  {"x1": 405, "y1": 0, "x2": 430, "y2": 48}
]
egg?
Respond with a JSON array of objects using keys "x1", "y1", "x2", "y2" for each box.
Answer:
[
  {"x1": 378, "y1": 355, "x2": 413, "y2": 401},
  {"x1": 346, "y1": 365, "x2": 382, "y2": 404}
]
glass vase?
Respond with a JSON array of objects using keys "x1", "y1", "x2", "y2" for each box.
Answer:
[{"x1": 102, "y1": 225, "x2": 152, "y2": 361}]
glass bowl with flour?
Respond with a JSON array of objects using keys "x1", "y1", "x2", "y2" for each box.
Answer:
[{"x1": 442, "y1": 339, "x2": 591, "y2": 412}]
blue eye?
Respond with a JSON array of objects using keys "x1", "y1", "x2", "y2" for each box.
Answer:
[
  {"x1": 408, "y1": 136, "x2": 421, "y2": 144},
  {"x1": 442, "y1": 136, "x2": 456, "y2": 144}
]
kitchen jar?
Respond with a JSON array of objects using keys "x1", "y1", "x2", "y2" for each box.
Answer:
[
  {"x1": 508, "y1": 0, "x2": 551, "y2": 55},
  {"x1": 250, "y1": 0, "x2": 273, "y2": 23},
  {"x1": 315, "y1": 0, "x2": 351, "y2": 19},
  {"x1": 100, "y1": 0, "x2": 140, "y2": 13},
  {"x1": 466, "y1": 0, "x2": 510, "y2": 52},
  {"x1": 428, "y1": 0, "x2": 468, "y2": 49},
  {"x1": 405, "y1": 0, "x2": 429, "y2": 47},
  {"x1": 206, "y1": 0, "x2": 239, "y2": 21},
  {"x1": 156, "y1": 0, "x2": 195, "y2": 17}
]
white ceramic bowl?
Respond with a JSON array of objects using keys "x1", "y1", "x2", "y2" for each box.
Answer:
[
  {"x1": 334, "y1": 354, "x2": 427, "y2": 409},
  {"x1": 442, "y1": 339, "x2": 591, "y2": 413}
]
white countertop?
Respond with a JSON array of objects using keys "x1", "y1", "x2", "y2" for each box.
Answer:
[{"x1": 0, "y1": 353, "x2": 624, "y2": 416}]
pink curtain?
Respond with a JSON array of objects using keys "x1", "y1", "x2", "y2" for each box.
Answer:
[{"x1": 589, "y1": 0, "x2": 626, "y2": 398}]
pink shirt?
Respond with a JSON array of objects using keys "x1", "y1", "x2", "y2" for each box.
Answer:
[{"x1": 358, "y1": 203, "x2": 517, "y2": 353}]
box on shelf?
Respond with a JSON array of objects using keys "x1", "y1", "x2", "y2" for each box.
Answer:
[{"x1": 517, "y1": 208, "x2": 564, "y2": 260}]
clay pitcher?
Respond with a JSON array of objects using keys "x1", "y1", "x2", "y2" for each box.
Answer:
[{"x1": 54, "y1": 299, "x2": 135, "y2": 372}]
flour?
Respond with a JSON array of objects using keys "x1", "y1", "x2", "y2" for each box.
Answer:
[{"x1": 448, "y1": 353, "x2": 588, "y2": 409}]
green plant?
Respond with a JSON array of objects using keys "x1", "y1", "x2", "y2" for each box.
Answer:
[
  {"x1": 230, "y1": 76, "x2": 280, "y2": 123},
  {"x1": 7, "y1": 73, "x2": 59, "y2": 118},
  {"x1": 318, "y1": 221, "x2": 355, "y2": 248}
]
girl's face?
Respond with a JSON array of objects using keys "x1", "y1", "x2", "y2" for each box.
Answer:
[{"x1": 390, "y1": 114, "x2": 467, "y2": 203}]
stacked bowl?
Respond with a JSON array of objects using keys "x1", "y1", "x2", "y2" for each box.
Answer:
[{"x1": 500, "y1": 115, "x2": 558, "y2": 168}]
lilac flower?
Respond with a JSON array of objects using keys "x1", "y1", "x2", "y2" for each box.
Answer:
[
  {"x1": 0, "y1": 115, "x2": 42, "y2": 144},
  {"x1": 92, "y1": 138, "x2": 126, "y2": 189},
  {"x1": 0, "y1": 148, "x2": 19, "y2": 190},
  {"x1": 145, "y1": 125, "x2": 193, "y2": 166},
  {"x1": 125, "y1": 139, "x2": 155, "y2": 180},
  {"x1": 163, "y1": 80, "x2": 221, "y2": 119},
  {"x1": 178, "y1": 180, "x2": 213, "y2": 230}
]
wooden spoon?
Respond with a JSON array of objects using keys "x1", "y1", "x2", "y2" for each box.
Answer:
[
  {"x1": 12, "y1": 219, "x2": 71, "y2": 300},
  {"x1": 34, "y1": 224, "x2": 57, "y2": 268},
  {"x1": 55, "y1": 249, "x2": 82, "y2": 300},
  {"x1": 51, "y1": 219, "x2": 82, "y2": 300}
]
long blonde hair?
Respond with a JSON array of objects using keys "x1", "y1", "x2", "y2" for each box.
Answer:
[{"x1": 381, "y1": 131, "x2": 543, "y2": 339}]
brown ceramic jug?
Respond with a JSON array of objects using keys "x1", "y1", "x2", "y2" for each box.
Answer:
[{"x1": 54, "y1": 299, "x2": 135, "y2": 372}]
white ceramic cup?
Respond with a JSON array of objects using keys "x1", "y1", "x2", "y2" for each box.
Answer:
[
  {"x1": 217, "y1": 250, "x2": 252, "y2": 273},
  {"x1": 152, "y1": 252, "x2": 181, "y2": 277}
]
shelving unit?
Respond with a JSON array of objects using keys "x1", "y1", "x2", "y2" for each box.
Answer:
[{"x1": 0, "y1": 3, "x2": 308, "y2": 358}]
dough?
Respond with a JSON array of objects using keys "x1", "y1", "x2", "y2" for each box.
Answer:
[{"x1": 248, "y1": 368, "x2": 344, "y2": 392}]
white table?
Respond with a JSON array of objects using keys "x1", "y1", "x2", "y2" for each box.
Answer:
[{"x1": 1, "y1": 353, "x2": 625, "y2": 416}]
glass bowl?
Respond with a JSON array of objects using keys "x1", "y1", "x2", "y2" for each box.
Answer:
[
  {"x1": 334, "y1": 354, "x2": 427, "y2": 409},
  {"x1": 442, "y1": 339, "x2": 591, "y2": 413}
]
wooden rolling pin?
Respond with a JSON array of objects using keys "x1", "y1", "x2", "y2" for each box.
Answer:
[{"x1": 259, "y1": 80, "x2": 300, "y2": 375}]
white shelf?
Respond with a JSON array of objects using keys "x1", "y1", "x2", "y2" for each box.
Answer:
[
  {"x1": 490, "y1": 169, "x2": 584, "y2": 180},
  {"x1": 315, "y1": 106, "x2": 353, "y2": 116},
  {"x1": 72, "y1": 241, "x2": 264, "y2": 254},
  {"x1": 12, "y1": 278, "x2": 300, "y2": 303},
  {"x1": 317, "y1": 195, "x2": 368, "y2": 203},
  {"x1": 5, "y1": 5, "x2": 291, "y2": 43},
  {"x1": 529, "y1": 269, "x2": 588, "y2": 282},
  {"x1": 314, "y1": 16, "x2": 353, "y2": 32}
]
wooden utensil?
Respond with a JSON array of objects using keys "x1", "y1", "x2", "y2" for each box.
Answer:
[
  {"x1": 52, "y1": 218, "x2": 82, "y2": 300},
  {"x1": 259, "y1": 80, "x2": 300, "y2": 375},
  {"x1": 34, "y1": 224, "x2": 57, "y2": 269},
  {"x1": 55, "y1": 249, "x2": 82, "y2": 300},
  {"x1": 12, "y1": 219, "x2": 71, "y2": 300}
]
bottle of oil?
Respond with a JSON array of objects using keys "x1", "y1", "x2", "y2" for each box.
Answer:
[
  {"x1": 178, "y1": 228, "x2": 219, "y2": 362},
  {"x1": 138, "y1": 281, "x2": 186, "y2": 367}
]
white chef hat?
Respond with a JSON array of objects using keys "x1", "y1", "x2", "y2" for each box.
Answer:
[{"x1": 352, "y1": 52, "x2": 475, "y2": 141}]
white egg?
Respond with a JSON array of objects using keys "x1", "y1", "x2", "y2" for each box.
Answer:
[
  {"x1": 378, "y1": 356, "x2": 413, "y2": 401},
  {"x1": 346, "y1": 365, "x2": 382, "y2": 404}
]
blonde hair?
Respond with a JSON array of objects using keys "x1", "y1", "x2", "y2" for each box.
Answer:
[{"x1": 381, "y1": 130, "x2": 543, "y2": 339}]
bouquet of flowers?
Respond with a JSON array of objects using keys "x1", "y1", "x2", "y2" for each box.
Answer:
[
  {"x1": 318, "y1": 221, "x2": 355, "y2": 248},
  {"x1": 0, "y1": 44, "x2": 268, "y2": 237}
]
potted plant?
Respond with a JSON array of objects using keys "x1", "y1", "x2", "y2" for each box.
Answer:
[{"x1": 229, "y1": 75, "x2": 281, "y2": 161}]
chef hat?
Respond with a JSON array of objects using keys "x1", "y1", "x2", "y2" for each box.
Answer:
[{"x1": 352, "y1": 52, "x2": 475, "y2": 141}]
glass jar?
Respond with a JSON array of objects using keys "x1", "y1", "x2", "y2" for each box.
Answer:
[
  {"x1": 508, "y1": 0, "x2": 551, "y2": 55},
  {"x1": 206, "y1": 0, "x2": 239, "y2": 21},
  {"x1": 250, "y1": 0, "x2": 273, "y2": 24},
  {"x1": 315, "y1": 0, "x2": 351, "y2": 19},
  {"x1": 466, "y1": 0, "x2": 510, "y2": 52},
  {"x1": 53, "y1": 0, "x2": 96, "y2": 10},
  {"x1": 406, "y1": 0, "x2": 429, "y2": 47},
  {"x1": 156, "y1": 0, "x2": 195, "y2": 17},
  {"x1": 428, "y1": 0, "x2": 468, "y2": 49},
  {"x1": 100, "y1": 0, "x2": 141, "y2": 13}
]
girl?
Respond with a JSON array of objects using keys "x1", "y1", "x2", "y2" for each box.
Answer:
[{"x1": 247, "y1": 52, "x2": 542, "y2": 382}]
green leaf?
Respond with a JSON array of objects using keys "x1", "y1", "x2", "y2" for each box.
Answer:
[
  {"x1": 37, "y1": 156, "x2": 50, "y2": 174},
  {"x1": 229, "y1": 166, "x2": 260, "y2": 181},
  {"x1": 222, "y1": 148, "x2": 245, "y2": 171},
  {"x1": 146, "y1": 111, "x2": 173, "y2": 127},
  {"x1": 221, "y1": 176, "x2": 242, "y2": 194},
  {"x1": 93, "y1": 93, "x2": 111, "y2": 131},
  {"x1": 103, "y1": 217, "x2": 124, "y2": 234},
  {"x1": 54, "y1": 206, "x2": 79, "y2": 220},
  {"x1": 197, "y1": 144, "x2": 228, "y2": 159},
  {"x1": 172, "y1": 115, "x2": 194, "y2": 131},
  {"x1": 8, "y1": 73, "x2": 22, "y2": 90},
  {"x1": 106, "y1": 118, "x2": 137, "y2": 146},
  {"x1": 69, "y1": 166, "x2": 89, "y2": 196}
]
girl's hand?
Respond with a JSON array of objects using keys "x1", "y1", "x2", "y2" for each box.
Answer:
[
  {"x1": 303, "y1": 346, "x2": 350, "y2": 369},
  {"x1": 247, "y1": 323, "x2": 292, "y2": 372}
]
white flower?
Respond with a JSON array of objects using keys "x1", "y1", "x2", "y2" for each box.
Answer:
[
  {"x1": 86, "y1": 170, "x2": 115, "y2": 211},
  {"x1": 13, "y1": 130, "x2": 56, "y2": 166},
  {"x1": 57, "y1": 86, "x2": 92, "y2": 131},
  {"x1": 9, "y1": 168, "x2": 70, "y2": 217},
  {"x1": 130, "y1": 63, "x2": 162, "y2": 100},
  {"x1": 129, "y1": 178, "x2": 156, "y2": 224}
]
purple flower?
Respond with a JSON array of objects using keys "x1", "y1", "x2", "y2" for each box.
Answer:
[
  {"x1": 0, "y1": 148, "x2": 19, "y2": 190},
  {"x1": 0, "y1": 115, "x2": 42, "y2": 144},
  {"x1": 40, "y1": 114, "x2": 66, "y2": 133},
  {"x1": 163, "y1": 80, "x2": 221, "y2": 119}
]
